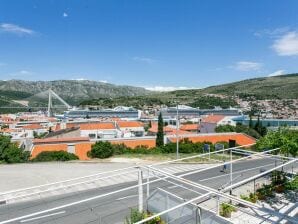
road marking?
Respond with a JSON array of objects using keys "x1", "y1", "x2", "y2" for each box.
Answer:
[
  {"x1": 20, "y1": 211, "x2": 66, "y2": 223},
  {"x1": 198, "y1": 163, "x2": 275, "y2": 182},
  {"x1": 116, "y1": 194, "x2": 138, "y2": 201}
]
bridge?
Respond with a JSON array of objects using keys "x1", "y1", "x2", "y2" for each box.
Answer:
[{"x1": 0, "y1": 89, "x2": 72, "y2": 117}]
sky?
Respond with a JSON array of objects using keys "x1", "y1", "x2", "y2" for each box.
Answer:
[{"x1": 0, "y1": 0, "x2": 298, "y2": 91}]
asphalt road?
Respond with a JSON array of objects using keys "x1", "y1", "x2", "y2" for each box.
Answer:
[{"x1": 0, "y1": 157, "x2": 296, "y2": 224}]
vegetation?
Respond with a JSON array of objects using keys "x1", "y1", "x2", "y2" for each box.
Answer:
[
  {"x1": 89, "y1": 141, "x2": 114, "y2": 159},
  {"x1": 81, "y1": 94, "x2": 237, "y2": 110},
  {"x1": 255, "y1": 171, "x2": 296, "y2": 200},
  {"x1": 215, "y1": 123, "x2": 262, "y2": 139},
  {"x1": 256, "y1": 128, "x2": 298, "y2": 157},
  {"x1": 201, "y1": 73, "x2": 298, "y2": 100},
  {"x1": 33, "y1": 151, "x2": 78, "y2": 162},
  {"x1": 0, "y1": 135, "x2": 30, "y2": 163},
  {"x1": 156, "y1": 113, "x2": 164, "y2": 147},
  {"x1": 81, "y1": 74, "x2": 298, "y2": 110},
  {"x1": 240, "y1": 193, "x2": 258, "y2": 203},
  {"x1": 285, "y1": 175, "x2": 298, "y2": 191},
  {"x1": 88, "y1": 139, "x2": 231, "y2": 159},
  {"x1": 2, "y1": 74, "x2": 297, "y2": 113},
  {"x1": 240, "y1": 172, "x2": 297, "y2": 205},
  {"x1": 220, "y1": 203, "x2": 237, "y2": 218},
  {"x1": 125, "y1": 208, "x2": 164, "y2": 224},
  {"x1": 33, "y1": 131, "x2": 48, "y2": 139}
]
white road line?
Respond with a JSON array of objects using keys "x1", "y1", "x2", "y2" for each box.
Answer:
[
  {"x1": 20, "y1": 211, "x2": 66, "y2": 223},
  {"x1": 198, "y1": 163, "x2": 275, "y2": 182},
  {"x1": 116, "y1": 194, "x2": 138, "y2": 201},
  {"x1": 168, "y1": 185, "x2": 178, "y2": 189}
]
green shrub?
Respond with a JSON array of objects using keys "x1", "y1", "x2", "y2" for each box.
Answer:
[
  {"x1": 113, "y1": 143, "x2": 130, "y2": 155},
  {"x1": 1, "y1": 145, "x2": 30, "y2": 163},
  {"x1": 249, "y1": 193, "x2": 258, "y2": 203},
  {"x1": 285, "y1": 175, "x2": 298, "y2": 191},
  {"x1": 220, "y1": 203, "x2": 236, "y2": 218},
  {"x1": 89, "y1": 141, "x2": 114, "y2": 159},
  {"x1": 0, "y1": 135, "x2": 29, "y2": 163},
  {"x1": 240, "y1": 194, "x2": 250, "y2": 202},
  {"x1": 33, "y1": 151, "x2": 78, "y2": 162},
  {"x1": 256, "y1": 184, "x2": 274, "y2": 200},
  {"x1": 125, "y1": 208, "x2": 145, "y2": 224},
  {"x1": 125, "y1": 208, "x2": 164, "y2": 224}
]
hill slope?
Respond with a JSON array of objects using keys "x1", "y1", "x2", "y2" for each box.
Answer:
[
  {"x1": 0, "y1": 74, "x2": 297, "y2": 112},
  {"x1": 0, "y1": 80, "x2": 151, "y2": 106},
  {"x1": 201, "y1": 73, "x2": 298, "y2": 99},
  {"x1": 81, "y1": 74, "x2": 298, "y2": 109}
]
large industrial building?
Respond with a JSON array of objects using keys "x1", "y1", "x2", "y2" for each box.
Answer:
[
  {"x1": 160, "y1": 105, "x2": 241, "y2": 118},
  {"x1": 64, "y1": 106, "x2": 141, "y2": 119}
]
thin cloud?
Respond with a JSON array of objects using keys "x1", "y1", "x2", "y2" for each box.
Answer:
[
  {"x1": 9, "y1": 70, "x2": 33, "y2": 77},
  {"x1": 0, "y1": 23, "x2": 35, "y2": 36},
  {"x1": 254, "y1": 27, "x2": 290, "y2": 38},
  {"x1": 63, "y1": 12, "x2": 68, "y2": 17},
  {"x1": 145, "y1": 86, "x2": 198, "y2": 92},
  {"x1": 72, "y1": 78, "x2": 87, "y2": 81},
  {"x1": 267, "y1": 70, "x2": 286, "y2": 77},
  {"x1": 272, "y1": 31, "x2": 298, "y2": 56},
  {"x1": 132, "y1": 56, "x2": 156, "y2": 64},
  {"x1": 71, "y1": 78, "x2": 108, "y2": 83},
  {"x1": 231, "y1": 61, "x2": 263, "y2": 71}
]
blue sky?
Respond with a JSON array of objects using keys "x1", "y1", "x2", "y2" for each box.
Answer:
[{"x1": 0, "y1": 0, "x2": 298, "y2": 90}]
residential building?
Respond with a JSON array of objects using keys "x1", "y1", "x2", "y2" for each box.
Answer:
[{"x1": 117, "y1": 121, "x2": 145, "y2": 137}]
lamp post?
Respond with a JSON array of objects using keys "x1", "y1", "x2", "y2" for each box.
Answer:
[{"x1": 176, "y1": 104, "x2": 179, "y2": 159}]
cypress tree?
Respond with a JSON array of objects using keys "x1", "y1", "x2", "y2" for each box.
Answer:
[
  {"x1": 156, "y1": 113, "x2": 164, "y2": 146},
  {"x1": 249, "y1": 114, "x2": 253, "y2": 128}
]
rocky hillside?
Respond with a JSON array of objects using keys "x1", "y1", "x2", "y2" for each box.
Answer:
[
  {"x1": 81, "y1": 74, "x2": 298, "y2": 109},
  {"x1": 0, "y1": 80, "x2": 151, "y2": 106}
]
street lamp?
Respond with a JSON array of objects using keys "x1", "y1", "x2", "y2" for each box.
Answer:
[{"x1": 176, "y1": 104, "x2": 179, "y2": 159}]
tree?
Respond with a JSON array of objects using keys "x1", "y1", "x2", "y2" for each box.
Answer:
[
  {"x1": 156, "y1": 113, "x2": 164, "y2": 146},
  {"x1": 0, "y1": 135, "x2": 29, "y2": 163},
  {"x1": 256, "y1": 128, "x2": 298, "y2": 157},
  {"x1": 215, "y1": 125, "x2": 235, "y2": 133},
  {"x1": 249, "y1": 115, "x2": 253, "y2": 128}
]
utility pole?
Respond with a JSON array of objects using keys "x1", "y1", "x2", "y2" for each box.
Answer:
[
  {"x1": 176, "y1": 104, "x2": 179, "y2": 159},
  {"x1": 138, "y1": 168, "x2": 143, "y2": 212},
  {"x1": 230, "y1": 148, "x2": 233, "y2": 195}
]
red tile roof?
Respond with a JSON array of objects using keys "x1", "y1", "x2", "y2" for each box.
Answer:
[
  {"x1": 202, "y1": 115, "x2": 225, "y2": 123},
  {"x1": 148, "y1": 124, "x2": 191, "y2": 135},
  {"x1": 79, "y1": 122, "x2": 116, "y2": 130},
  {"x1": 23, "y1": 124, "x2": 44, "y2": 130},
  {"x1": 117, "y1": 121, "x2": 144, "y2": 128},
  {"x1": 180, "y1": 124, "x2": 199, "y2": 131}
]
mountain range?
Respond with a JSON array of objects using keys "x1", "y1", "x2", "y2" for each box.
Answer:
[{"x1": 0, "y1": 74, "x2": 297, "y2": 112}]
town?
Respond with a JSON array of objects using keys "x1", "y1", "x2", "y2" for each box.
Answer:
[{"x1": 0, "y1": 1, "x2": 297, "y2": 224}]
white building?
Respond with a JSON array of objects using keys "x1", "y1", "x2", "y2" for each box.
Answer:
[{"x1": 79, "y1": 122, "x2": 120, "y2": 139}]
